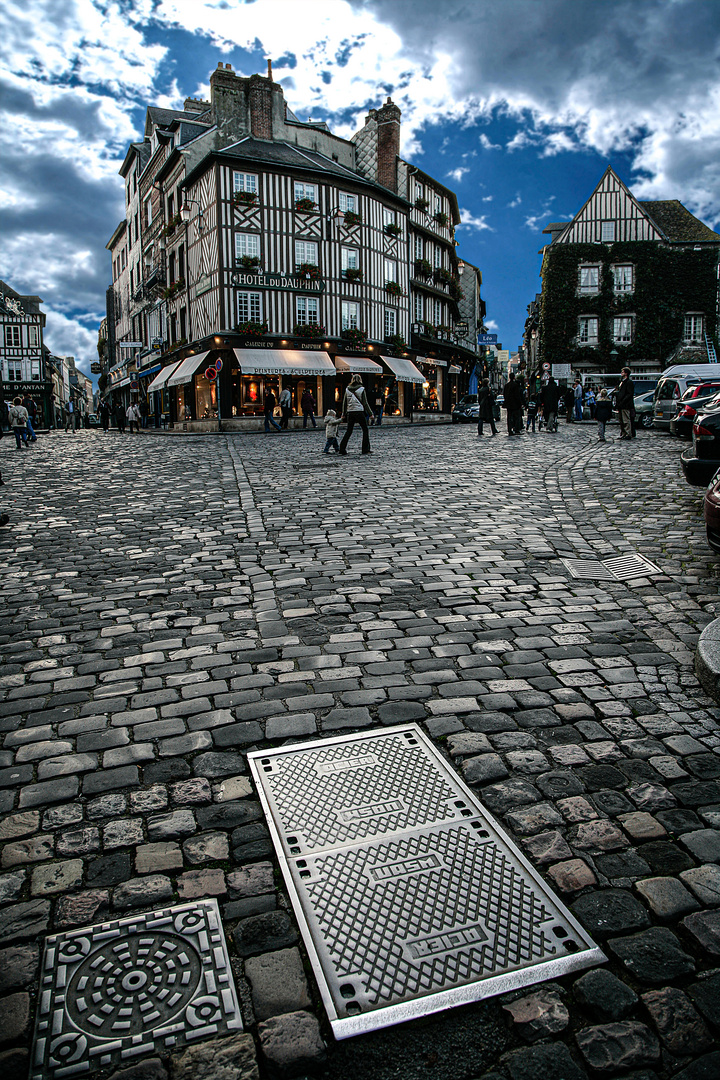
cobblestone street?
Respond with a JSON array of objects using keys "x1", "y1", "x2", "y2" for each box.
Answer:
[{"x1": 1, "y1": 420, "x2": 720, "y2": 1080}]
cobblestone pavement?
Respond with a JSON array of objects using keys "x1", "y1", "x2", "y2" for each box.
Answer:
[{"x1": 1, "y1": 421, "x2": 719, "y2": 1080}]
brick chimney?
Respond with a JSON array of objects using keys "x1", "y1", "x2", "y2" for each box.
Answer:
[
  {"x1": 376, "y1": 97, "x2": 401, "y2": 192},
  {"x1": 210, "y1": 63, "x2": 249, "y2": 147},
  {"x1": 249, "y1": 73, "x2": 274, "y2": 140}
]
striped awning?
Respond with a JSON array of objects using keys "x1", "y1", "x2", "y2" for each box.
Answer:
[
  {"x1": 147, "y1": 361, "x2": 181, "y2": 393},
  {"x1": 448, "y1": 365, "x2": 462, "y2": 374},
  {"x1": 234, "y1": 349, "x2": 336, "y2": 377},
  {"x1": 167, "y1": 352, "x2": 210, "y2": 387},
  {"x1": 379, "y1": 355, "x2": 425, "y2": 384},
  {"x1": 334, "y1": 356, "x2": 383, "y2": 374}
]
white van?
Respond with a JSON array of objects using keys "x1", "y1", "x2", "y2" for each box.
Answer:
[{"x1": 653, "y1": 364, "x2": 720, "y2": 427}]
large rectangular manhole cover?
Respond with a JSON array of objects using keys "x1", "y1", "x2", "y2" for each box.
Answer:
[
  {"x1": 248, "y1": 725, "x2": 604, "y2": 1038},
  {"x1": 31, "y1": 899, "x2": 242, "y2": 1080},
  {"x1": 562, "y1": 553, "x2": 662, "y2": 581}
]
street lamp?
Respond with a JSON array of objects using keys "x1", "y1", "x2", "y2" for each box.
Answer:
[
  {"x1": 180, "y1": 198, "x2": 203, "y2": 226},
  {"x1": 327, "y1": 206, "x2": 346, "y2": 225},
  {"x1": 609, "y1": 347, "x2": 619, "y2": 373}
]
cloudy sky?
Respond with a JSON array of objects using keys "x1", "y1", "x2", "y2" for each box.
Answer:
[{"x1": 2, "y1": 0, "x2": 720, "y2": 379}]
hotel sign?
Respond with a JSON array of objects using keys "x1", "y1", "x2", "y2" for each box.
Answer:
[{"x1": 231, "y1": 271, "x2": 325, "y2": 293}]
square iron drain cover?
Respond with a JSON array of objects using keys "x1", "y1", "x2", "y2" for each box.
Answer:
[
  {"x1": 248, "y1": 725, "x2": 604, "y2": 1039},
  {"x1": 562, "y1": 553, "x2": 662, "y2": 581},
  {"x1": 31, "y1": 899, "x2": 242, "y2": 1080}
]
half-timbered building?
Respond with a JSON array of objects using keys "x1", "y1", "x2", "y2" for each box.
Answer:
[
  {"x1": 105, "y1": 64, "x2": 484, "y2": 429},
  {"x1": 530, "y1": 167, "x2": 720, "y2": 382},
  {"x1": 0, "y1": 280, "x2": 52, "y2": 427}
]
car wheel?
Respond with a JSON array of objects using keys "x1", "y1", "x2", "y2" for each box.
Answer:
[{"x1": 640, "y1": 414, "x2": 654, "y2": 429}]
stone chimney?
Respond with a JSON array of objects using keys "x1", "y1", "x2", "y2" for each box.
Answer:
[
  {"x1": 376, "y1": 97, "x2": 401, "y2": 192},
  {"x1": 183, "y1": 96, "x2": 210, "y2": 114},
  {"x1": 210, "y1": 62, "x2": 249, "y2": 146}
]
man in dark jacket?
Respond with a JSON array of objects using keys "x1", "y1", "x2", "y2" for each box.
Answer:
[
  {"x1": 503, "y1": 373, "x2": 523, "y2": 435},
  {"x1": 616, "y1": 367, "x2": 635, "y2": 439},
  {"x1": 476, "y1": 379, "x2": 497, "y2": 437},
  {"x1": 541, "y1": 377, "x2": 560, "y2": 432}
]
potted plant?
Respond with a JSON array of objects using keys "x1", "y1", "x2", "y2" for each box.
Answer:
[
  {"x1": 420, "y1": 320, "x2": 436, "y2": 338},
  {"x1": 342, "y1": 327, "x2": 368, "y2": 345},
  {"x1": 384, "y1": 222, "x2": 402, "y2": 237},
  {"x1": 238, "y1": 255, "x2": 261, "y2": 270},
  {"x1": 433, "y1": 267, "x2": 453, "y2": 287},
  {"x1": 296, "y1": 262, "x2": 321, "y2": 280},
  {"x1": 434, "y1": 210, "x2": 449, "y2": 227},
  {"x1": 414, "y1": 258, "x2": 432, "y2": 279},
  {"x1": 293, "y1": 323, "x2": 326, "y2": 338},
  {"x1": 414, "y1": 197, "x2": 430, "y2": 212},
  {"x1": 385, "y1": 281, "x2": 405, "y2": 297},
  {"x1": 449, "y1": 279, "x2": 463, "y2": 301},
  {"x1": 343, "y1": 267, "x2": 363, "y2": 282},
  {"x1": 343, "y1": 210, "x2": 363, "y2": 227},
  {"x1": 294, "y1": 197, "x2": 317, "y2": 213},
  {"x1": 384, "y1": 334, "x2": 407, "y2": 351},
  {"x1": 233, "y1": 190, "x2": 258, "y2": 206},
  {"x1": 235, "y1": 320, "x2": 269, "y2": 336}
]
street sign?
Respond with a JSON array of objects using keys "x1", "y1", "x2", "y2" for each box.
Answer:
[
  {"x1": 552, "y1": 364, "x2": 571, "y2": 379},
  {"x1": 90, "y1": 363, "x2": 102, "y2": 374},
  {"x1": 478, "y1": 334, "x2": 498, "y2": 344},
  {"x1": 119, "y1": 341, "x2": 143, "y2": 348},
  {"x1": 543, "y1": 362, "x2": 551, "y2": 371},
  {"x1": 455, "y1": 322, "x2": 469, "y2": 335}
]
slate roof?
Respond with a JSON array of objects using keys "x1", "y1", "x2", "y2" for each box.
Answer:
[
  {"x1": 217, "y1": 137, "x2": 360, "y2": 181},
  {"x1": 145, "y1": 106, "x2": 211, "y2": 135},
  {"x1": 639, "y1": 200, "x2": 720, "y2": 243},
  {"x1": 0, "y1": 280, "x2": 42, "y2": 314}
]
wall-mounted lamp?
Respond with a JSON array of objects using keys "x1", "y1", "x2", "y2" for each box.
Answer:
[
  {"x1": 327, "y1": 206, "x2": 346, "y2": 225},
  {"x1": 180, "y1": 198, "x2": 203, "y2": 225},
  {"x1": 457, "y1": 260, "x2": 465, "y2": 275}
]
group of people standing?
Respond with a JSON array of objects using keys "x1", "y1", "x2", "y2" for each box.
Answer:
[{"x1": 475, "y1": 367, "x2": 636, "y2": 443}]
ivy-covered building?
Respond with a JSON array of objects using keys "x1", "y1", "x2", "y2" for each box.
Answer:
[{"x1": 528, "y1": 167, "x2": 720, "y2": 379}]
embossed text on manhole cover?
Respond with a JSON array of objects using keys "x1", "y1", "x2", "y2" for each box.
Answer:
[
  {"x1": 248, "y1": 725, "x2": 604, "y2": 1039},
  {"x1": 31, "y1": 899, "x2": 242, "y2": 1080}
]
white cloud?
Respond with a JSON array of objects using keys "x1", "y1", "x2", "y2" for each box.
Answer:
[
  {"x1": 446, "y1": 166, "x2": 469, "y2": 182},
  {"x1": 458, "y1": 208, "x2": 494, "y2": 231},
  {"x1": 507, "y1": 194, "x2": 522, "y2": 208},
  {"x1": 44, "y1": 310, "x2": 100, "y2": 374},
  {"x1": 479, "y1": 133, "x2": 501, "y2": 150},
  {"x1": 485, "y1": 319, "x2": 498, "y2": 332}
]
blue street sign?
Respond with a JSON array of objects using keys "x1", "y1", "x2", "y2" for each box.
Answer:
[{"x1": 477, "y1": 334, "x2": 498, "y2": 344}]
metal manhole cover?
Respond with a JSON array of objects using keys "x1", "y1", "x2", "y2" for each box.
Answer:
[
  {"x1": 248, "y1": 725, "x2": 604, "y2": 1039},
  {"x1": 562, "y1": 553, "x2": 662, "y2": 581},
  {"x1": 31, "y1": 900, "x2": 242, "y2": 1080}
]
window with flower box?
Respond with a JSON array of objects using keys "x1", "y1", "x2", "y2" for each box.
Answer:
[
  {"x1": 384, "y1": 258, "x2": 397, "y2": 284},
  {"x1": 296, "y1": 296, "x2": 319, "y2": 325},
  {"x1": 294, "y1": 181, "x2": 317, "y2": 203},
  {"x1": 295, "y1": 240, "x2": 318, "y2": 266},
  {"x1": 233, "y1": 172, "x2": 258, "y2": 194},
  {"x1": 339, "y1": 192, "x2": 358, "y2": 213},
  {"x1": 613, "y1": 316, "x2": 634, "y2": 343},
  {"x1": 342, "y1": 301, "x2": 360, "y2": 331},
  {"x1": 384, "y1": 308, "x2": 397, "y2": 337},
  {"x1": 341, "y1": 247, "x2": 359, "y2": 271},
  {"x1": 235, "y1": 233, "x2": 261, "y2": 262},
  {"x1": 578, "y1": 316, "x2": 599, "y2": 344},
  {"x1": 238, "y1": 291, "x2": 263, "y2": 323}
]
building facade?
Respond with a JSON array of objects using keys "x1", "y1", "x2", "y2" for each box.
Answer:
[
  {"x1": 105, "y1": 64, "x2": 485, "y2": 429},
  {"x1": 525, "y1": 168, "x2": 720, "y2": 385},
  {"x1": 0, "y1": 280, "x2": 53, "y2": 426}
]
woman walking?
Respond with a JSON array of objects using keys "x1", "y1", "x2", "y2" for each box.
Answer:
[
  {"x1": 476, "y1": 379, "x2": 497, "y2": 437},
  {"x1": 338, "y1": 374, "x2": 372, "y2": 455}
]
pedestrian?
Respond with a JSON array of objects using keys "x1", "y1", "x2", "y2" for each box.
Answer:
[
  {"x1": 476, "y1": 378, "x2": 497, "y2": 437},
  {"x1": 563, "y1": 384, "x2": 575, "y2": 423},
  {"x1": 65, "y1": 400, "x2": 76, "y2": 433},
  {"x1": 585, "y1": 387, "x2": 596, "y2": 419},
  {"x1": 279, "y1": 385, "x2": 292, "y2": 429},
  {"x1": 114, "y1": 402, "x2": 126, "y2": 433},
  {"x1": 372, "y1": 387, "x2": 384, "y2": 427},
  {"x1": 126, "y1": 402, "x2": 140, "y2": 433},
  {"x1": 21, "y1": 395, "x2": 38, "y2": 442},
  {"x1": 263, "y1": 388, "x2": 282, "y2": 433},
  {"x1": 0, "y1": 398, "x2": 8, "y2": 437},
  {"x1": 301, "y1": 388, "x2": 317, "y2": 429},
  {"x1": 595, "y1": 389, "x2": 613, "y2": 441},
  {"x1": 322, "y1": 408, "x2": 341, "y2": 453},
  {"x1": 616, "y1": 367, "x2": 635, "y2": 440},
  {"x1": 8, "y1": 397, "x2": 30, "y2": 449},
  {"x1": 574, "y1": 379, "x2": 584, "y2": 421},
  {"x1": 338, "y1": 373, "x2": 372, "y2": 455},
  {"x1": 99, "y1": 401, "x2": 110, "y2": 431},
  {"x1": 541, "y1": 376, "x2": 560, "y2": 432},
  {"x1": 503, "y1": 372, "x2": 523, "y2": 435},
  {"x1": 526, "y1": 394, "x2": 539, "y2": 432},
  {"x1": 139, "y1": 398, "x2": 150, "y2": 429}
]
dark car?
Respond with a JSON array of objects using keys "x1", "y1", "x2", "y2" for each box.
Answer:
[
  {"x1": 680, "y1": 402, "x2": 720, "y2": 486},
  {"x1": 670, "y1": 383, "x2": 720, "y2": 439},
  {"x1": 451, "y1": 394, "x2": 478, "y2": 423},
  {"x1": 704, "y1": 469, "x2": 720, "y2": 553}
]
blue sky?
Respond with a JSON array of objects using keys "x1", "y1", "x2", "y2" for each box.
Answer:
[{"x1": 1, "y1": 0, "x2": 720, "y2": 378}]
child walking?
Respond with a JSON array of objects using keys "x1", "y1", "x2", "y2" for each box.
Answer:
[
  {"x1": 323, "y1": 409, "x2": 341, "y2": 453},
  {"x1": 595, "y1": 389, "x2": 612, "y2": 441}
]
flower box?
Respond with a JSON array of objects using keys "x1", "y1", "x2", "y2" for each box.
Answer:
[
  {"x1": 293, "y1": 323, "x2": 326, "y2": 338},
  {"x1": 296, "y1": 263, "x2": 321, "y2": 280},
  {"x1": 384, "y1": 334, "x2": 407, "y2": 351},
  {"x1": 343, "y1": 211, "x2": 363, "y2": 227},
  {"x1": 162, "y1": 278, "x2": 186, "y2": 300},
  {"x1": 294, "y1": 198, "x2": 317, "y2": 213},
  {"x1": 342, "y1": 328, "x2": 368, "y2": 345},
  {"x1": 433, "y1": 267, "x2": 453, "y2": 287},
  {"x1": 434, "y1": 211, "x2": 449, "y2": 227},
  {"x1": 235, "y1": 321, "x2": 269, "y2": 336},
  {"x1": 237, "y1": 255, "x2": 261, "y2": 270},
  {"x1": 414, "y1": 258, "x2": 432, "y2": 279},
  {"x1": 160, "y1": 214, "x2": 182, "y2": 238},
  {"x1": 233, "y1": 191, "x2": 258, "y2": 206},
  {"x1": 385, "y1": 281, "x2": 405, "y2": 297},
  {"x1": 414, "y1": 198, "x2": 430, "y2": 212},
  {"x1": 384, "y1": 223, "x2": 402, "y2": 237},
  {"x1": 343, "y1": 268, "x2": 363, "y2": 283}
]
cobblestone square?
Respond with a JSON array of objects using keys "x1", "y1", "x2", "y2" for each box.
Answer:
[{"x1": 1, "y1": 421, "x2": 719, "y2": 1080}]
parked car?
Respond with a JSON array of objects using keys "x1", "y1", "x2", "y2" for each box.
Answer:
[
  {"x1": 680, "y1": 402, "x2": 720, "y2": 485},
  {"x1": 670, "y1": 384, "x2": 720, "y2": 439},
  {"x1": 653, "y1": 363, "x2": 720, "y2": 428},
  {"x1": 633, "y1": 391, "x2": 656, "y2": 429},
  {"x1": 452, "y1": 394, "x2": 478, "y2": 423},
  {"x1": 704, "y1": 469, "x2": 720, "y2": 553}
]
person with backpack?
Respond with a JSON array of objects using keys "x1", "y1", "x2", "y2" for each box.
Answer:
[
  {"x1": 338, "y1": 374, "x2": 372, "y2": 455},
  {"x1": 595, "y1": 389, "x2": 613, "y2": 442},
  {"x1": 22, "y1": 395, "x2": 38, "y2": 442},
  {"x1": 8, "y1": 397, "x2": 30, "y2": 448}
]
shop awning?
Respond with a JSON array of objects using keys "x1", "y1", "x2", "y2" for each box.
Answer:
[
  {"x1": 114, "y1": 377, "x2": 131, "y2": 389},
  {"x1": 138, "y1": 364, "x2": 162, "y2": 379},
  {"x1": 234, "y1": 349, "x2": 336, "y2": 377},
  {"x1": 166, "y1": 352, "x2": 210, "y2": 387},
  {"x1": 147, "y1": 361, "x2": 181, "y2": 393},
  {"x1": 416, "y1": 356, "x2": 448, "y2": 368},
  {"x1": 334, "y1": 356, "x2": 383, "y2": 374},
  {"x1": 448, "y1": 365, "x2": 462, "y2": 374},
  {"x1": 379, "y1": 355, "x2": 425, "y2": 384}
]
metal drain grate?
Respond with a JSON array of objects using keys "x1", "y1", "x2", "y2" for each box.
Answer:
[
  {"x1": 249, "y1": 725, "x2": 604, "y2": 1039},
  {"x1": 30, "y1": 900, "x2": 242, "y2": 1080},
  {"x1": 562, "y1": 553, "x2": 662, "y2": 581}
]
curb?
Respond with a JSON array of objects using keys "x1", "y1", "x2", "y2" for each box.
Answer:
[{"x1": 695, "y1": 617, "x2": 720, "y2": 702}]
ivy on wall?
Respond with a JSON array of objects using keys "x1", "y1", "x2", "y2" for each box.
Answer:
[{"x1": 539, "y1": 241, "x2": 719, "y2": 368}]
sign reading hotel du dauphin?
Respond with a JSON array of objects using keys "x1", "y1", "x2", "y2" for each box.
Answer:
[{"x1": 230, "y1": 271, "x2": 325, "y2": 293}]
